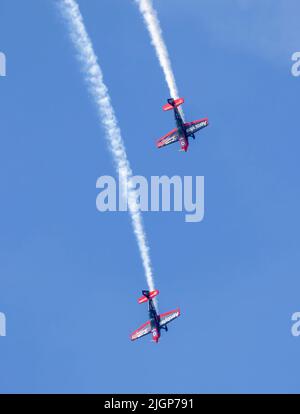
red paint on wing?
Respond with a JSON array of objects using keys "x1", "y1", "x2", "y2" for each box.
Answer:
[
  {"x1": 130, "y1": 321, "x2": 150, "y2": 341},
  {"x1": 159, "y1": 308, "x2": 181, "y2": 319},
  {"x1": 156, "y1": 128, "x2": 178, "y2": 148}
]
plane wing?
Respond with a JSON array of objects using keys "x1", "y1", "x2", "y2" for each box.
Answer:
[
  {"x1": 156, "y1": 128, "x2": 180, "y2": 149},
  {"x1": 184, "y1": 118, "x2": 209, "y2": 137},
  {"x1": 130, "y1": 321, "x2": 152, "y2": 341},
  {"x1": 159, "y1": 309, "x2": 180, "y2": 328}
]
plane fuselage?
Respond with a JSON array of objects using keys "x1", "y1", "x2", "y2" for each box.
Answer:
[
  {"x1": 148, "y1": 298, "x2": 161, "y2": 343},
  {"x1": 170, "y1": 100, "x2": 189, "y2": 152}
]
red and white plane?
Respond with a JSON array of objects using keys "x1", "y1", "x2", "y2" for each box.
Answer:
[
  {"x1": 130, "y1": 289, "x2": 180, "y2": 343},
  {"x1": 156, "y1": 98, "x2": 209, "y2": 152}
]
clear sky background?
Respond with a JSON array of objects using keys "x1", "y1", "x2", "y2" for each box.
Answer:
[{"x1": 1, "y1": 0, "x2": 300, "y2": 393}]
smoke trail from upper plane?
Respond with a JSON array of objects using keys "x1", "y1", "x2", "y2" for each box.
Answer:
[
  {"x1": 59, "y1": 0, "x2": 155, "y2": 293},
  {"x1": 135, "y1": 0, "x2": 183, "y2": 118}
]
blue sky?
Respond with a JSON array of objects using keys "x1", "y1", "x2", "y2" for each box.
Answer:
[{"x1": 0, "y1": 0, "x2": 300, "y2": 393}]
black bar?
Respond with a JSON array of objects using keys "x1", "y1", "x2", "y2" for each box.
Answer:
[{"x1": 0, "y1": 394, "x2": 299, "y2": 410}]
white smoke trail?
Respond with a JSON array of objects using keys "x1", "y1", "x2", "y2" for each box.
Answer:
[
  {"x1": 59, "y1": 0, "x2": 155, "y2": 293},
  {"x1": 135, "y1": 0, "x2": 184, "y2": 118}
]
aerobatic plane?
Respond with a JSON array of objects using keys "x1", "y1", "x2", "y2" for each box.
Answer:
[
  {"x1": 156, "y1": 98, "x2": 209, "y2": 152},
  {"x1": 130, "y1": 289, "x2": 180, "y2": 343}
]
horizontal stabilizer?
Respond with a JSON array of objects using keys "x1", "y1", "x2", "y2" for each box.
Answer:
[
  {"x1": 149, "y1": 289, "x2": 159, "y2": 299},
  {"x1": 138, "y1": 289, "x2": 159, "y2": 303},
  {"x1": 163, "y1": 97, "x2": 184, "y2": 111},
  {"x1": 138, "y1": 296, "x2": 148, "y2": 304}
]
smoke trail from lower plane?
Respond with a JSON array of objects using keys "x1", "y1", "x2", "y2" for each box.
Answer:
[{"x1": 59, "y1": 0, "x2": 156, "y2": 293}]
